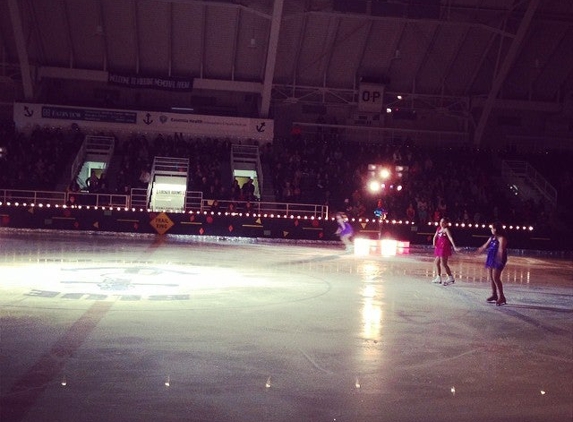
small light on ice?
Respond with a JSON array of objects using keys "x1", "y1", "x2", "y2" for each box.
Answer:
[
  {"x1": 450, "y1": 386, "x2": 456, "y2": 396},
  {"x1": 355, "y1": 377, "x2": 361, "y2": 389},
  {"x1": 540, "y1": 390, "x2": 546, "y2": 395},
  {"x1": 265, "y1": 376, "x2": 272, "y2": 388},
  {"x1": 165, "y1": 376, "x2": 170, "y2": 387}
]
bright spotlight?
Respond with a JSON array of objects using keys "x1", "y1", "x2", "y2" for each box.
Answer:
[
  {"x1": 354, "y1": 238, "x2": 371, "y2": 256},
  {"x1": 379, "y1": 168, "x2": 391, "y2": 179},
  {"x1": 368, "y1": 180, "x2": 381, "y2": 193},
  {"x1": 380, "y1": 239, "x2": 398, "y2": 256}
]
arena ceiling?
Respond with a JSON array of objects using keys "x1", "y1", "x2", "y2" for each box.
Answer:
[{"x1": 1, "y1": 0, "x2": 572, "y2": 144}]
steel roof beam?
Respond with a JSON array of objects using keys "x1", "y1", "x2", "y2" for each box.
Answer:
[
  {"x1": 289, "y1": 11, "x2": 308, "y2": 95},
  {"x1": 473, "y1": 0, "x2": 541, "y2": 147},
  {"x1": 7, "y1": 0, "x2": 33, "y2": 99},
  {"x1": 231, "y1": 8, "x2": 241, "y2": 80},
  {"x1": 259, "y1": 0, "x2": 284, "y2": 118},
  {"x1": 62, "y1": 0, "x2": 75, "y2": 68}
]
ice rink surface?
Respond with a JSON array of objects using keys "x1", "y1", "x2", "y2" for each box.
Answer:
[{"x1": 1, "y1": 230, "x2": 572, "y2": 422}]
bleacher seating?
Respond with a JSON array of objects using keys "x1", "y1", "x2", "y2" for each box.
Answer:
[{"x1": 1, "y1": 122, "x2": 570, "y2": 230}]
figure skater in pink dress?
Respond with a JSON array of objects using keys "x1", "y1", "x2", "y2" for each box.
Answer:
[{"x1": 432, "y1": 217, "x2": 460, "y2": 285}]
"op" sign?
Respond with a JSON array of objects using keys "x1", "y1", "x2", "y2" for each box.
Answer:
[{"x1": 358, "y1": 83, "x2": 385, "y2": 113}]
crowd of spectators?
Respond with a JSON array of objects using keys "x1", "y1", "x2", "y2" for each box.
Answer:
[
  {"x1": 263, "y1": 136, "x2": 556, "y2": 229},
  {"x1": 0, "y1": 121, "x2": 83, "y2": 191},
  {"x1": 0, "y1": 121, "x2": 566, "y2": 231},
  {"x1": 113, "y1": 132, "x2": 231, "y2": 198}
]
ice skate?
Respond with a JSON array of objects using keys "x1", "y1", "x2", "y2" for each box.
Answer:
[{"x1": 432, "y1": 275, "x2": 442, "y2": 284}]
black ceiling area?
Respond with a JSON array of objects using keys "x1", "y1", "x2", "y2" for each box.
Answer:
[{"x1": 1, "y1": 0, "x2": 572, "y2": 147}]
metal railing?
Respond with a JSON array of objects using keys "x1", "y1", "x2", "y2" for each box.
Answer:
[
  {"x1": 0, "y1": 189, "x2": 129, "y2": 208},
  {"x1": 0, "y1": 188, "x2": 328, "y2": 218},
  {"x1": 201, "y1": 198, "x2": 329, "y2": 219},
  {"x1": 293, "y1": 121, "x2": 470, "y2": 146},
  {"x1": 501, "y1": 160, "x2": 557, "y2": 207},
  {"x1": 70, "y1": 135, "x2": 116, "y2": 187},
  {"x1": 231, "y1": 144, "x2": 263, "y2": 198},
  {"x1": 0, "y1": 189, "x2": 66, "y2": 205},
  {"x1": 66, "y1": 191, "x2": 130, "y2": 208}
]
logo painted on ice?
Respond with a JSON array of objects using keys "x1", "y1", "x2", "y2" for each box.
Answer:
[{"x1": 25, "y1": 266, "x2": 198, "y2": 301}]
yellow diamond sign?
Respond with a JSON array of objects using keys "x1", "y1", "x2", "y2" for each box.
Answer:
[{"x1": 150, "y1": 212, "x2": 174, "y2": 235}]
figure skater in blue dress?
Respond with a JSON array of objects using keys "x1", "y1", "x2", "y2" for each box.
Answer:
[
  {"x1": 335, "y1": 212, "x2": 354, "y2": 251},
  {"x1": 478, "y1": 222, "x2": 508, "y2": 306}
]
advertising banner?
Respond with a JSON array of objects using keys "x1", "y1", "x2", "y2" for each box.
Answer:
[
  {"x1": 14, "y1": 103, "x2": 274, "y2": 141},
  {"x1": 108, "y1": 72, "x2": 193, "y2": 92}
]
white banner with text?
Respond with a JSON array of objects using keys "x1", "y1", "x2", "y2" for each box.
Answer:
[{"x1": 13, "y1": 103, "x2": 274, "y2": 141}]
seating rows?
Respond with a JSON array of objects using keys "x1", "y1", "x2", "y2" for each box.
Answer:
[{"x1": 0, "y1": 122, "x2": 566, "y2": 230}]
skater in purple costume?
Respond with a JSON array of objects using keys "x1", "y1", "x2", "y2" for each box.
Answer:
[
  {"x1": 335, "y1": 212, "x2": 354, "y2": 251},
  {"x1": 478, "y1": 222, "x2": 508, "y2": 306},
  {"x1": 432, "y1": 217, "x2": 460, "y2": 285}
]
